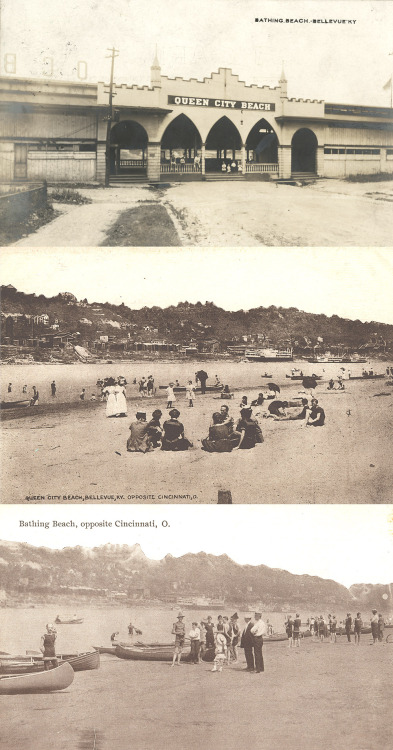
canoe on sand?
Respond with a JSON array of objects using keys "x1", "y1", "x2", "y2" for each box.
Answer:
[
  {"x1": 115, "y1": 644, "x2": 191, "y2": 662},
  {"x1": 0, "y1": 661, "x2": 74, "y2": 694}
]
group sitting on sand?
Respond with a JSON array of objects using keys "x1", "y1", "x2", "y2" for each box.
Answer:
[
  {"x1": 126, "y1": 396, "x2": 325, "y2": 454},
  {"x1": 202, "y1": 405, "x2": 263, "y2": 452},
  {"x1": 127, "y1": 409, "x2": 193, "y2": 453}
]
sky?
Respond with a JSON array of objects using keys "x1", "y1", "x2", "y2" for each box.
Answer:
[
  {"x1": 1, "y1": 247, "x2": 393, "y2": 325},
  {"x1": 1, "y1": 1, "x2": 393, "y2": 106},
  {"x1": 0, "y1": 504, "x2": 392, "y2": 588}
]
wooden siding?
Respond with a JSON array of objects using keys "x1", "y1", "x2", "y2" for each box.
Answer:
[
  {"x1": 27, "y1": 152, "x2": 96, "y2": 181},
  {"x1": 326, "y1": 127, "x2": 393, "y2": 147},
  {"x1": 0, "y1": 111, "x2": 97, "y2": 140},
  {"x1": 0, "y1": 142, "x2": 14, "y2": 181}
]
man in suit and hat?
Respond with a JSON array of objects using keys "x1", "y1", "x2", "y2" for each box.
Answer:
[
  {"x1": 251, "y1": 611, "x2": 267, "y2": 673},
  {"x1": 171, "y1": 612, "x2": 186, "y2": 666},
  {"x1": 240, "y1": 614, "x2": 255, "y2": 671}
]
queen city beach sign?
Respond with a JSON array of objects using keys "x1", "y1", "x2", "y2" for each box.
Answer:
[{"x1": 168, "y1": 95, "x2": 275, "y2": 111}]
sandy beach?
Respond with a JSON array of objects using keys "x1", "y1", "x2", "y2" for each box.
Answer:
[
  {"x1": 1, "y1": 370, "x2": 392, "y2": 503},
  {"x1": 1, "y1": 636, "x2": 392, "y2": 750}
]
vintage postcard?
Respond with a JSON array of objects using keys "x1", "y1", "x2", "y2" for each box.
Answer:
[
  {"x1": 0, "y1": 0, "x2": 392, "y2": 246},
  {"x1": 0, "y1": 246, "x2": 392, "y2": 504},
  {"x1": 0, "y1": 1, "x2": 392, "y2": 504},
  {"x1": 0, "y1": 503, "x2": 392, "y2": 748}
]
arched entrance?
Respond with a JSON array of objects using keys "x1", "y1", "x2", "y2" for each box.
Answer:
[
  {"x1": 245, "y1": 119, "x2": 278, "y2": 174},
  {"x1": 161, "y1": 114, "x2": 202, "y2": 173},
  {"x1": 205, "y1": 117, "x2": 241, "y2": 172},
  {"x1": 110, "y1": 121, "x2": 148, "y2": 175},
  {"x1": 291, "y1": 128, "x2": 318, "y2": 173}
]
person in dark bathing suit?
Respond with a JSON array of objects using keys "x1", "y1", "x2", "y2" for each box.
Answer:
[
  {"x1": 161, "y1": 409, "x2": 192, "y2": 451},
  {"x1": 235, "y1": 408, "x2": 263, "y2": 449}
]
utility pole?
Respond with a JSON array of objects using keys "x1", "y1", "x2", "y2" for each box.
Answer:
[{"x1": 104, "y1": 47, "x2": 119, "y2": 188}]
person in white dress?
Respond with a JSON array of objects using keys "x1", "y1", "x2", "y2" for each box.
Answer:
[
  {"x1": 105, "y1": 384, "x2": 118, "y2": 418},
  {"x1": 185, "y1": 380, "x2": 195, "y2": 407},
  {"x1": 166, "y1": 383, "x2": 176, "y2": 408},
  {"x1": 115, "y1": 383, "x2": 127, "y2": 417}
]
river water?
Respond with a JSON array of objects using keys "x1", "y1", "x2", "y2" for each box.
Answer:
[{"x1": 1, "y1": 604, "x2": 363, "y2": 655}]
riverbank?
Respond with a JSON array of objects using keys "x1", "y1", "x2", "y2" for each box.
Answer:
[
  {"x1": 1, "y1": 637, "x2": 391, "y2": 750},
  {"x1": 1, "y1": 377, "x2": 391, "y2": 503}
]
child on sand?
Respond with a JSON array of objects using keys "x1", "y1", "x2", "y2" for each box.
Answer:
[
  {"x1": 185, "y1": 380, "x2": 195, "y2": 407},
  {"x1": 211, "y1": 632, "x2": 227, "y2": 672},
  {"x1": 166, "y1": 383, "x2": 176, "y2": 409}
]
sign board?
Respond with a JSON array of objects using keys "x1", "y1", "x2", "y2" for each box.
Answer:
[{"x1": 168, "y1": 95, "x2": 275, "y2": 112}]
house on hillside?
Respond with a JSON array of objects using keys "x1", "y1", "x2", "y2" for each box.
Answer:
[{"x1": 33, "y1": 313, "x2": 49, "y2": 325}]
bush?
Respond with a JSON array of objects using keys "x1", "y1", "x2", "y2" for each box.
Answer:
[{"x1": 50, "y1": 188, "x2": 92, "y2": 204}]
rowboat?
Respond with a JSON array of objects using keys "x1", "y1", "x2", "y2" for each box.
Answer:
[
  {"x1": 348, "y1": 374, "x2": 385, "y2": 380},
  {"x1": 57, "y1": 651, "x2": 100, "y2": 671},
  {"x1": 3, "y1": 650, "x2": 100, "y2": 674},
  {"x1": 54, "y1": 617, "x2": 84, "y2": 624},
  {"x1": 0, "y1": 399, "x2": 30, "y2": 410},
  {"x1": 1, "y1": 658, "x2": 43, "y2": 675},
  {"x1": 92, "y1": 641, "x2": 134, "y2": 655},
  {"x1": 93, "y1": 645, "x2": 118, "y2": 655},
  {"x1": 0, "y1": 661, "x2": 74, "y2": 694},
  {"x1": 115, "y1": 644, "x2": 191, "y2": 662},
  {"x1": 27, "y1": 649, "x2": 100, "y2": 671},
  {"x1": 285, "y1": 375, "x2": 322, "y2": 381}
]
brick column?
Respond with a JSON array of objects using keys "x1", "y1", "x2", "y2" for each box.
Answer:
[
  {"x1": 201, "y1": 143, "x2": 206, "y2": 177},
  {"x1": 147, "y1": 141, "x2": 161, "y2": 182},
  {"x1": 316, "y1": 146, "x2": 324, "y2": 177},
  {"x1": 278, "y1": 145, "x2": 291, "y2": 178}
]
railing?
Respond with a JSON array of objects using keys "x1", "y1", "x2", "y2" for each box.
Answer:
[
  {"x1": 160, "y1": 164, "x2": 201, "y2": 173},
  {"x1": 120, "y1": 160, "x2": 146, "y2": 167},
  {"x1": 245, "y1": 163, "x2": 278, "y2": 172}
]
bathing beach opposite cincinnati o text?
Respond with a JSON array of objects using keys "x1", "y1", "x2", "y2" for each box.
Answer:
[{"x1": 18, "y1": 520, "x2": 170, "y2": 530}]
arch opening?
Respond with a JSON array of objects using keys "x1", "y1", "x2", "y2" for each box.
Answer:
[
  {"x1": 110, "y1": 120, "x2": 148, "y2": 175},
  {"x1": 160, "y1": 115, "x2": 202, "y2": 173},
  {"x1": 205, "y1": 116, "x2": 242, "y2": 172},
  {"x1": 291, "y1": 128, "x2": 318, "y2": 174},
  {"x1": 245, "y1": 119, "x2": 278, "y2": 165}
]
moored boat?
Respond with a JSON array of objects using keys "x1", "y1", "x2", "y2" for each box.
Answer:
[
  {"x1": 3, "y1": 650, "x2": 99, "y2": 675},
  {"x1": 0, "y1": 399, "x2": 30, "y2": 410},
  {"x1": 285, "y1": 374, "x2": 322, "y2": 380},
  {"x1": 0, "y1": 661, "x2": 74, "y2": 694},
  {"x1": 57, "y1": 650, "x2": 100, "y2": 671},
  {"x1": 93, "y1": 645, "x2": 118, "y2": 655},
  {"x1": 1, "y1": 658, "x2": 43, "y2": 675},
  {"x1": 115, "y1": 643, "x2": 191, "y2": 662},
  {"x1": 54, "y1": 616, "x2": 84, "y2": 625},
  {"x1": 348, "y1": 373, "x2": 385, "y2": 380},
  {"x1": 245, "y1": 347, "x2": 293, "y2": 362}
]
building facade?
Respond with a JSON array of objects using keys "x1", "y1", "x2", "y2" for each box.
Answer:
[{"x1": 1, "y1": 59, "x2": 392, "y2": 184}]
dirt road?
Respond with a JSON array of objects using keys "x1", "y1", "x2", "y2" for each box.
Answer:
[{"x1": 9, "y1": 179, "x2": 393, "y2": 247}]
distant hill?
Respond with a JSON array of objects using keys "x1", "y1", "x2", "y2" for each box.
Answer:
[
  {"x1": 0, "y1": 541, "x2": 391, "y2": 612},
  {"x1": 1, "y1": 284, "x2": 392, "y2": 352}
]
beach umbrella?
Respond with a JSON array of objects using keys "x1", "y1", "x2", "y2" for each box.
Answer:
[{"x1": 268, "y1": 382, "x2": 280, "y2": 395}]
